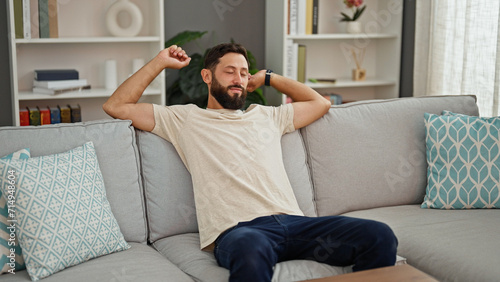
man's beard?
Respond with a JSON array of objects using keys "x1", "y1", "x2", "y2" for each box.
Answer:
[{"x1": 210, "y1": 75, "x2": 247, "y2": 110}]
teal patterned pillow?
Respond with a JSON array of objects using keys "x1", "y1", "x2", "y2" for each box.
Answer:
[
  {"x1": 0, "y1": 142, "x2": 130, "y2": 281},
  {"x1": 0, "y1": 149, "x2": 29, "y2": 274},
  {"x1": 422, "y1": 112, "x2": 500, "y2": 209}
]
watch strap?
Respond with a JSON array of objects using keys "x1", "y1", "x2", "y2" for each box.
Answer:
[{"x1": 265, "y1": 69, "x2": 273, "y2": 86}]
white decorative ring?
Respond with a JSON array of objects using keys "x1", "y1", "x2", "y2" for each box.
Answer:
[{"x1": 106, "y1": 0, "x2": 143, "y2": 37}]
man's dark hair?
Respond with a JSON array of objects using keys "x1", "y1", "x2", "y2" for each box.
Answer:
[{"x1": 204, "y1": 43, "x2": 249, "y2": 71}]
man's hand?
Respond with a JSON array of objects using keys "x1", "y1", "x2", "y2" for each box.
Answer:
[
  {"x1": 158, "y1": 45, "x2": 192, "y2": 70},
  {"x1": 259, "y1": 72, "x2": 331, "y2": 129},
  {"x1": 247, "y1": 69, "x2": 266, "y2": 92}
]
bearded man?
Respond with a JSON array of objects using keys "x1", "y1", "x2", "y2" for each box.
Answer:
[{"x1": 103, "y1": 43, "x2": 398, "y2": 282}]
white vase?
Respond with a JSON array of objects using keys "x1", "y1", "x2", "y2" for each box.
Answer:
[
  {"x1": 106, "y1": 0, "x2": 143, "y2": 37},
  {"x1": 346, "y1": 21, "x2": 362, "y2": 34},
  {"x1": 105, "y1": 60, "x2": 118, "y2": 89}
]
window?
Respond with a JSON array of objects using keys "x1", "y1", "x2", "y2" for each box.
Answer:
[{"x1": 414, "y1": 0, "x2": 500, "y2": 117}]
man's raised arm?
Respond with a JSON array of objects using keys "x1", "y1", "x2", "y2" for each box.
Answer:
[
  {"x1": 248, "y1": 71, "x2": 331, "y2": 129},
  {"x1": 103, "y1": 45, "x2": 191, "y2": 132}
]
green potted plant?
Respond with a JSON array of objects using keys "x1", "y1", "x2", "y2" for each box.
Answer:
[{"x1": 165, "y1": 31, "x2": 267, "y2": 109}]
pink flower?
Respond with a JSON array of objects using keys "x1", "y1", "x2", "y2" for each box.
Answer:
[
  {"x1": 341, "y1": 0, "x2": 366, "y2": 21},
  {"x1": 344, "y1": 0, "x2": 363, "y2": 8}
]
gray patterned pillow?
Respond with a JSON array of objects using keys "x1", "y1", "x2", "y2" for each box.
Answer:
[{"x1": 0, "y1": 142, "x2": 130, "y2": 281}]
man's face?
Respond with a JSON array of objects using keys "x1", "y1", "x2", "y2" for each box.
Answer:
[{"x1": 209, "y1": 53, "x2": 249, "y2": 110}]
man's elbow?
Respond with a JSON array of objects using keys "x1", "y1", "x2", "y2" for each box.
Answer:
[
  {"x1": 102, "y1": 100, "x2": 122, "y2": 119},
  {"x1": 102, "y1": 101, "x2": 113, "y2": 117},
  {"x1": 319, "y1": 98, "x2": 331, "y2": 115}
]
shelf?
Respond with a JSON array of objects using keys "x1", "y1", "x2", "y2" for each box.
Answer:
[
  {"x1": 306, "y1": 79, "x2": 396, "y2": 89},
  {"x1": 265, "y1": 0, "x2": 403, "y2": 105},
  {"x1": 287, "y1": 33, "x2": 398, "y2": 40},
  {"x1": 15, "y1": 36, "x2": 162, "y2": 44},
  {"x1": 18, "y1": 88, "x2": 162, "y2": 101},
  {"x1": 8, "y1": 0, "x2": 165, "y2": 126}
]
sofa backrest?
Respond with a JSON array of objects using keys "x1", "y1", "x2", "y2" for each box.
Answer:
[
  {"x1": 300, "y1": 95, "x2": 479, "y2": 216},
  {"x1": 282, "y1": 131, "x2": 317, "y2": 216},
  {"x1": 0, "y1": 119, "x2": 148, "y2": 243},
  {"x1": 136, "y1": 130, "x2": 197, "y2": 242},
  {"x1": 137, "y1": 129, "x2": 316, "y2": 243}
]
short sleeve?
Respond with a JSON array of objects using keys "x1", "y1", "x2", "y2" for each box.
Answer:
[
  {"x1": 274, "y1": 103, "x2": 295, "y2": 135},
  {"x1": 151, "y1": 104, "x2": 193, "y2": 144}
]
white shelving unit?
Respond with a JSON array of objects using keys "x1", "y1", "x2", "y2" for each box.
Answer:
[
  {"x1": 7, "y1": 0, "x2": 165, "y2": 126},
  {"x1": 265, "y1": 0, "x2": 403, "y2": 105}
]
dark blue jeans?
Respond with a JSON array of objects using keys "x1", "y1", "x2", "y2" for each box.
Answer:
[{"x1": 214, "y1": 214, "x2": 398, "y2": 282}]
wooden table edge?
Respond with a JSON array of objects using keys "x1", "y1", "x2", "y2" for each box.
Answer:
[{"x1": 301, "y1": 264, "x2": 439, "y2": 282}]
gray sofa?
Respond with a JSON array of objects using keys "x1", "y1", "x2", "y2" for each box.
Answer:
[{"x1": 0, "y1": 95, "x2": 498, "y2": 282}]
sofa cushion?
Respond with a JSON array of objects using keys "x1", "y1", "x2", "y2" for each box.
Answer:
[
  {"x1": 422, "y1": 112, "x2": 500, "y2": 209},
  {"x1": 0, "y1": 149, "x2": 29, "y2": 274},
  {"x1": 282, "y1": 131, "x2": 317, "y2": 217},
  {"x1": 0, "y1": 142, "x2": 130, "y2": 281},
  {"x1": 0, "y1": 243, "x2": 193, "y2": 282},
  {"x1": 136, "y1": 130, "x2": 197, "y2": 243},
  {"x1": 153, "y1": 233, "x2": 351, "y2": 282},
  {"x1": 301, "y1": 95, "x2": 479, "y2": 216},
  {"x1": 343, "y1": 205, "x2": 500, "y2": 282},
  {"x1": 137, "y1": 129, "x2": 315, "y2": 243},
  {"x1": 0, "y1": 120, "x2": 147, "y2": 243}
]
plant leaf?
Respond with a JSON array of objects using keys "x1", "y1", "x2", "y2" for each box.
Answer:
[
  {"x1": 178, "y1": 53, "x2": 208, "y2": 103},
  {"x1": 352, "y1": 6, "x2": 366, "y2": 21},
  {"x1": 165, "y1": 31, "x2": 207, "y2": 48},
  {"x1": 340, "y1": 12, "x2": 352, "y2": 22},
  {"x1": 247, "y1": 51, "x2": 258, "y2": 74}
]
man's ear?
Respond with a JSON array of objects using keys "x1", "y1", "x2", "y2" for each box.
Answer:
[{"x1": 201, "y1": 68, "x2": 212, "y2": 84}]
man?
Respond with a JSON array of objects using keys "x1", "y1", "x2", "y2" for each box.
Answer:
[{"x1": 103, "y1": 43, "x2": 398, "y2": 282}]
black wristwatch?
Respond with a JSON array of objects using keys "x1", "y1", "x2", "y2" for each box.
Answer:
[{"x1": 265, "y1": 69, "x2": 273, "y2": 86}]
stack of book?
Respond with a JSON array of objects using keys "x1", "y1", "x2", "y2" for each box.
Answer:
[
  {"x1": 13, "y1": 0, "x2": 59, "y2": 39},
  {"x1": 33, "y1": 69, "x2": 90, "y2": 95},
  {"x1": 288, "y1": 0, "x2": 319, "y2": 35},
  {"x1": 19, "y1": 104, "x2": 81, "y2": 126}
]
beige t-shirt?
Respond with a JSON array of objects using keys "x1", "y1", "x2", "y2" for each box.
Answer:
[{"x1": 152, "y1": 103, "x2": 304, "y2": 250}]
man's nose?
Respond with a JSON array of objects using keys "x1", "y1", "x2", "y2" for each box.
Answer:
[{"x1": 232, "y1": 73, "x2": 244, "y2": 85}]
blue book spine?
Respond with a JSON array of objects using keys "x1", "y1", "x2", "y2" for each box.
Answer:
[
  {"x1": 49, "y1": 106, "x2": 61, "y2": 124},
  {"x1": 34, "y1": 69, "x2": 79, "y2": 81}
]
